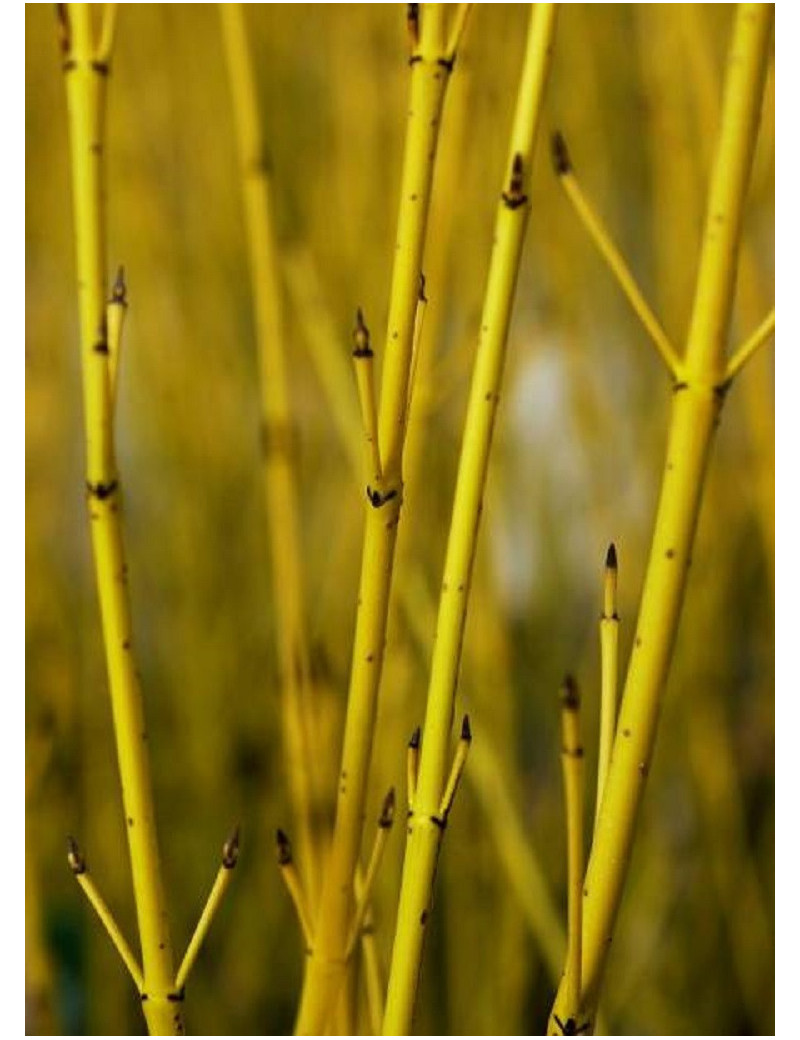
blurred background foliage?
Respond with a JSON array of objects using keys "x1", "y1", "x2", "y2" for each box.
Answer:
[{"x1": 26, "y1": 4, "x2": 773, "y2": 1035}]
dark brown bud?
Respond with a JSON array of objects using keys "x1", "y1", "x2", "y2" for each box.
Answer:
[
  {"x1": 67, "y1": 835, "x2": 86, "y2": 874},
  {"x1": 560, "y1": 674, "x2": 580, "y2": 712},
  {"x1": 222, "y1": 825, "x2": 240, "y2": 869},
  {"x1": 276, "y1": 828, "x2": 292, "y2": 866},
  {"x1": 379, "y1": 788, "x2": 396, "y2": 828},
  {"x1": 551, "y1": 131, "x2": 572, "y2": 176},
  {"x1": 352, "y1": 307, "x2": 373, "y2": 358}
]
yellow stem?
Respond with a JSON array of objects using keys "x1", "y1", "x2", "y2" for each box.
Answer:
[
  {"x1": 445, "y1": 3, "x2": 473, "y2": 60},
  {"x1": 277, "y1": 830, "x2": 314, "y2": 951},
  {"x1": 725, "y1": 306, "x2": 775, "y2": 381},
  {"x1": 173, "y1": 828, "x2": 240, "y2": 993},
  {"x1": 548, "y1": 5, "x2": 773, "y2": 1031},
  {"x1": 353, "y1": 867, "x2": 385, "y2": 1036},
  {"x1": 106, "y1": 265, "x2": 126, "y2": 413},
  {"x1": 61, "y1": 7, "x2": 180, "y2": 1032},
  {"x1": 295, "y1": 8, "x2": 459, "y2": 1031},
  {"x1": 67, "y1": 837, "x2": 144, "y2": 993},
  {"x1": 555, "y1": 679, "x2": 585, "y2": 1031},
  {"x1": 551, "y1": 132, "x2": 683, "y2": 379},
  {"x1": 438, "y1": 715, "x2": 472, "y2": 819},
  {"x1": 220, "y1": 2, "x2": 319, "y2": 907},
  {"x1": 405, "y1": 277, "x2": 429, "y2": 432},
  {"x1": 96, "y1": 3, "x2": 118, "y2": 65},
  {"x1": 595, "y1": 544, "x2": 619, "y2": 825},
  {"x1": 345, "y1": 790, "x2": 395, "y2": 958},
  {"x1": 383, "y1": 7, "x2": 558, "y2": 1033},
  {"x1": 407, "y1": 726, "x2": 421, "y2": 813},
  {"x1": 352, "y1": 308, "x2": 383, "y2": 485}
]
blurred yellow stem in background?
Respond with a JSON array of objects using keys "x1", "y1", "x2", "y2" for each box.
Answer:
[{"x1": 220, "y1": 3, "x2": 320, "y2": 908}]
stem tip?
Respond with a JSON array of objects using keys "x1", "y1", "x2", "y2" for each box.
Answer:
[
  {"x1": 605, "y1": 542, "x2": 617, "y2": 570},
  {"x1": 353, "y1": 308, "x2": 373, "y2": 357},
  {"x1": 110, "y1": 265, "x2": 127, "y2": 305},
  {"x1": 460, "y1": 714, "x2": 472, "y2": 743},
  {"x1": 409, "y1": 726, "x2": 421, "y2": 750},
  {"x1": 66, "y1": 835, "x2": 86, "y2": 874},
  {"x1": 380, "y1": 787, "x2": 396, "y2": 828},
  {"x1": 276, "y1": 828, "x2": 293, "y2": 866},
  {"x1": 222, "y1": 825, "x2": 241, "y2": 869},
  {"x1": 551, "y1": 131, "x2": 572, "y2": 176},
  {"x1": 560, "y1": 674, "x2": 580, "y2": 712}
]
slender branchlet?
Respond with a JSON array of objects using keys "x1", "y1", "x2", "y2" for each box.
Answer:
[
  {"x1": 406, "y1": 274, "x2": 429, "y2": 427},
  {"x1": 220, "y1": 2, "x2": 319, "y2": 909},
  {"x1": 174, "y1": 826, "x2": 241, "y2": 993},
  {"x1": 407, "y1": 3, "x2": 420, "y2": 51},
  {"x1": 596, "y1": 544, "x2": 619, "y2": 824},
  {"x1": 106, "y1": 265, "x2": 127, "y2": 411},
  {"x1": 407, "y1": 726, "x2": 421, "y2": 812},
  {"x1": 549, "y1": 5, "x2": 773, "y2": 1031},
  {"x1": 353, "y1": 867, "x2": 385, "y2": 1035},
  {"x1": 439, "y1": 714, "x2": 472, "y2": 819},
  {"x1": 551, "y1": 130, "x2": 683, "y2": 378},
  {"x1": 276, "y1": 829, "x2": 314, "y2": 950},
  {"x1": 445, "y1": 3, "x2": 473, "y2": 61},
  {"x1": 66, "y1": 836, "x2": 145, "y2": 992},
  {"x1": 352, "y1": 308, "x2": 383, "y2": 485},
  {"x1": 59, "y1": 7, "x2": 180, "y2": 1031},
  {"x1": 346, "y1": 789, "x2": 396, "y2": 958},
  {"x1": 725, "y1": 306, "x2": 775, "y2": 381},
  {"x1": 383, "y1": 7, "x2": 559, "y2": 1033},
  {"x1": 550, "y1": 129, "x2": 572, "y2": 175},
  {"x1": 96, "y1": 3, "x2": 118, "y2": 66},
  {"x1": 557, "y1": 677, "x2": 585, "y2": 1029},
  {"x1": 295, "y1": 6, "x2": 464, "y2": 1031}
]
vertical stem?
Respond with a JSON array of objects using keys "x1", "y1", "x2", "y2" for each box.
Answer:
[
  {"x1": 294, "y1": 7, "x2": 458, "y2": 1032},
  {"x1": 595, "y1": 544, "x2": 619, "y2": 824},
  {"x1": 60, "y1": 5, "x2": 180, "y2": 1033},
  {"x1": 219, "y1": 3, "x2": 319, "y2": 906},
  {"x1": 559, "y1": 678, "x2": 585, "y2": 1023},
  {"x1": 548, "y1": 5, "x2": 772, "y2": 1030},
  {"x1": 383, "y1": 6, "x2": 558, "y2": 1033}
]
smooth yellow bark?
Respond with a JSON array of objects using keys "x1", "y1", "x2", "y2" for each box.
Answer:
[
  {"x1": 294, "y1": 8, "x2": 461, "y2": 1032},
  {"x1": 548, "y1": 6, "x2": 773, "y2": 1031},
  {"x1": 61, "y1": 6, "x2": 181, "y2": 1032},
  {"x1": 383, "y1": 6, "x2": 558, "y2": 1033}
]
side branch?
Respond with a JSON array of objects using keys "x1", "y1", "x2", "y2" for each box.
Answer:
[
  {"x1": 445, "y1": 3, "x2": 473, "y2": 62},
  {"x1": 67, "y1": 837, "x2": 144, "y2": 992},
  {"x1": 173, "y1": 828, "x2": 240, "y2": 993},
  {"x1": 725, "y1": 306, "x2": 775, "y2": 381},
  {"x1": 276, "y1": 830, "x2": 314, "y2": 950},
  {"x1": 550, "y1": 132, "x2": 683, "y2": 379}
]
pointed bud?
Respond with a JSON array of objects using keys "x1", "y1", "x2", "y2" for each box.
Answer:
[
  {"x1": 110, "y1": 265, "x2": 127, "y2": 305},
  {"x1": 379, "y1": 788, "x2": 396, "y2": 829},
  {"x1": 67, "y1": 835, "x2": 86, "y2": 874},
  {"x1": 276, "y1": 828, "x2": 292, "y2": 866},
  {"x1": 352, "y1": 307, "x2": 373, "y2": 357},
  {"x1": 560, "y1": 674, "x2": 580, "y2": 712},
  {"x1": 551, "y1": 131, "x2": 572, "y2": 176},
  {"x1": 222, "y1": 825, "x2": 240, "y2": 869}
]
